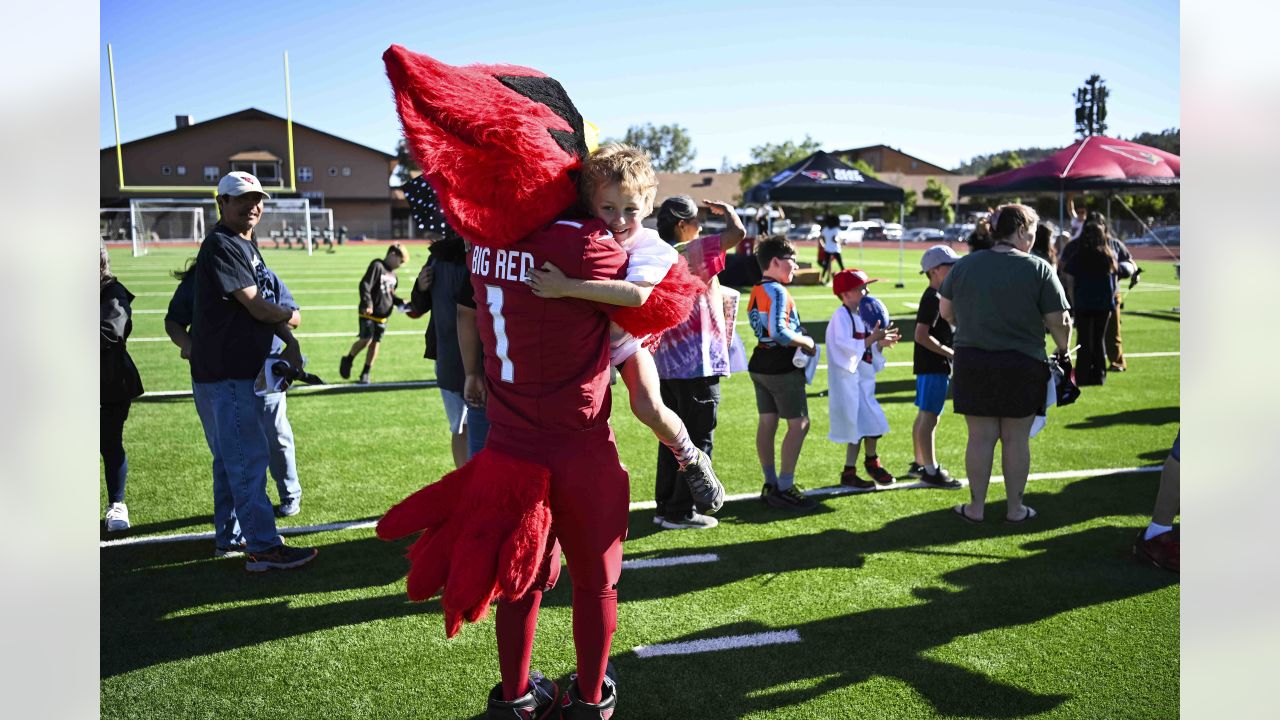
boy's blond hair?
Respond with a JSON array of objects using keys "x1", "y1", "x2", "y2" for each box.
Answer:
[
  {"x1": 578, "y1": 143, "x2": 658, "y2": 210},
  {"x1": 388, "y1": 243, "x2": 410, "y2": 263}
]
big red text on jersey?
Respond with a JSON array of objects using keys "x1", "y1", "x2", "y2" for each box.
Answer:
[{"x1": 469, "y1": 218, "x2": 627, "y2": 434}]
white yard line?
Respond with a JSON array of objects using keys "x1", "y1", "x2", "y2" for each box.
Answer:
[
  {"x1": 132, "y1": 329, "x2": 422, "y2": 343},
  {"x1": 135, "y1": 305, "x2": 356, "y2": 314},
  {"x1": 100, "y1": 465, "x2": 1160, "y2": 549},
  {"x1": 140, "y1": 379, "x2": 437, "y2": 399},
  {"x1": 621, "y1": 554, "x2": 719, "y2": 570},
  {"x1": 812, "y1": 350, "x2": 1179, "y2": 371},
  {"x1": 634, "y1": 630, "x2": 802, "y2": 658}
]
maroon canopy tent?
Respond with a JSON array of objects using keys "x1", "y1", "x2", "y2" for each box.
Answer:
[{"x1": 959, "y1": 135, "x2": 1179, "y2": 196}]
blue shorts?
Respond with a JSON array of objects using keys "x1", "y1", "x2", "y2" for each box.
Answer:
[
  {"x1": 1170, "y1": 431, "x2": 1180, "y2": 462},
  {"x1": 914, "y1": 374, "x2": 950, "y2": 415}
]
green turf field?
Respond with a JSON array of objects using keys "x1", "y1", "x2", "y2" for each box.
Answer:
[{"x1": 101, "y1": 242, "x2": 1180, "y2": 719}]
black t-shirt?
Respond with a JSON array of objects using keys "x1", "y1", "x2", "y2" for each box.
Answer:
[
  {"x1": 190, "y1": 225, "x2": 278, "y2": 382},
  {"x1": 913, "y1": 286, "x2": 953, "y2": 375}
]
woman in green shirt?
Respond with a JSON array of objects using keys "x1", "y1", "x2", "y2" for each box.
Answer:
[{"x1": 939, "y1": 205, "x2": 1073, "y2": 524}]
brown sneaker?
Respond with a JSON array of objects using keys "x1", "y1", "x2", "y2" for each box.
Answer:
[{"x1": 1133, "y1": 527, "x2": 1179, "y2": 572}]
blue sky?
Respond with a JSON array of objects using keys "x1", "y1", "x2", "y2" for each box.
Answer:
[{"x1": 101, "y1": 0, "x2": 1179, "y2": 172}]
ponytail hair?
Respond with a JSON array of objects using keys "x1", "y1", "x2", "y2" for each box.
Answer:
[{"x1": 990, "y1": 203, "x2": 1038, "y2": 241}]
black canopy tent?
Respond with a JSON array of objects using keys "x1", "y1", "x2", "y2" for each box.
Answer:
[
  {"x1": 744, "y1": 151, "x2": 912, "y2": 285},
  {"x1": 745, "y1": 150, "x2": 907, "y2": 204}
]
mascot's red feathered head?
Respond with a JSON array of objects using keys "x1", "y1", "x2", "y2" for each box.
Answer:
[{"x1": 384, "y1": 45, "x2": 590, "y2": 249}]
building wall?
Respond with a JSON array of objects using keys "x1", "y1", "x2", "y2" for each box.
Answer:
[
  {"x1": 100, "y1": 111, "x2": 396, "y2": 237},
  {"x1": 840, "y1": 146, "x2": 953, "y2": 176}
]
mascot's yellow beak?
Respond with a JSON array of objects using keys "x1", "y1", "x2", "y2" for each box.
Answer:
[{"x1": 584, "y1": 120, "x2": 600, "y2": 154}]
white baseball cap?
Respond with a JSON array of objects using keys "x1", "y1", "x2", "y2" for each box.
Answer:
[{"x1": 216, "y1": 171, "x2": 271, "y2": 199}]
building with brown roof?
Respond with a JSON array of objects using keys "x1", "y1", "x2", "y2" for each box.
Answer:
[
  {"x1": 832, "y1": 144, "x2": 955, "y2": 176},
  {"x1": 100, "y1": 108, "x2": 401, "y2": 238}
]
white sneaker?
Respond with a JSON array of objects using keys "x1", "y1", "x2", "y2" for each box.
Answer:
[
  {"x1": 659, "y1": 512, "x2": 719, "y2": 530},
  {"x1": 104, "y1": 502, "x2": 130, "y2": 532}
]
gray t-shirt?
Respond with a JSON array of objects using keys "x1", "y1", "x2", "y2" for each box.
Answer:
[{"x1": 939, "y1": 248, "x2": 1069, "y2": 362}]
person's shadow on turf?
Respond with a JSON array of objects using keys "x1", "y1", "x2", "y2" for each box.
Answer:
[
  {"x1": 611, "y1": 524, "x2": 1177, "y2": 718},
  {"x1": 100, "y1": 533, "x2": 425, "y2": 678}
]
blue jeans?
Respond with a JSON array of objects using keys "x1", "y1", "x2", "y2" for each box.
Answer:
[
  {"x1": 262, "y1": 392, "x2": 301, "y2": 503},
  {"x1": 192, "y1": 379, "x2": 281, "y2": 552},
  {"x1": 466, "y1": 402, "x2": 490, "y2": 459}
]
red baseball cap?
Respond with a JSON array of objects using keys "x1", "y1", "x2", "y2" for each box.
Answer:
[{"x1": 832, "y1": 269, "x2": 880, "y2": 296}]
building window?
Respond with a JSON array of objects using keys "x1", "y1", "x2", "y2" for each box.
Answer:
[
  {"x1": 328, "y1": 166, "x2": 338, "y2": 176},
  {"x1": 910, "y1": 160, "x2": 918, "y2": 170},
  {"x1": 176, "y1": 165, "x2": 187, "y2": 176},
  {"x1": 298, "y1": 166, "x2": 313, "y2": 183},
  {"x1": 204, "y1": 166, "x2": 220, "y2": 182},
  {"x1": 161, "y1": 165, "x2": 172, "y2": 176},
  {"x1": 255, "y1": 162, "x2": 279, "y2": 182},
  {"x1": 341, "y1": 166, "x2": 352, "y2": 177},
  {"x1": 231, "y1": 161, "x2": 280, "y2": 182}
]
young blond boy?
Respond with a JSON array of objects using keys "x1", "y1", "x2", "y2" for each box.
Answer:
[{"x1": 524, "y1": 143, "x2": 724, "y2": 517}]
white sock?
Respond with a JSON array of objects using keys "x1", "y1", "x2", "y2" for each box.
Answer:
[
  {"x1": 926, "y1": 464, "x2": 939, "y2": 473},
  {"x1": 1144, "y1": 522, "x2": 1173, "y2": 541}
]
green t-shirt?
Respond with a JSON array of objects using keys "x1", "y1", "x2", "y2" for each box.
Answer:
[{"x1": 938, "y1": 248, "x2": 1069, "y2": 362}]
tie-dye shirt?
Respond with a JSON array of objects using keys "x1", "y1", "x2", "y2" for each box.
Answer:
[{"x1": 653, "y1": 235, "x2": 732, "y2": 380}]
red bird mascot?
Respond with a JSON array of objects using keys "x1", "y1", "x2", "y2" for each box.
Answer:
[{"x1": 376, "y1": 45, "x2": 703, "y2": 719}]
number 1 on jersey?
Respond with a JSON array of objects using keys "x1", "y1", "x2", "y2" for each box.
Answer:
[{"x1": 484, "y1": 284, "x2": 515, "y2": 383}]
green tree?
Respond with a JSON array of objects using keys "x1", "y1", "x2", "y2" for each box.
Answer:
[
  {"x1": 884, "y1": 188, "x2": 917, "y2": 222},
  {"x1": 621, "y1": 123, "x2": 696, "y2": 172},
  {"x1": 924, "y1": 178, "x2": 955, "y2": 224},
  {"x1": 738, "y1": 135, "x2": 824, "y2": 194},
  {"x1": 1128, "y1": 128, "x2": 1180, "y2": 155},
  {"x1": 982, "y1": 151, "x2": 1025, "y2": 177},
  {"x1": 394, "y1": 138, "x2": 419, "y2": 186}
]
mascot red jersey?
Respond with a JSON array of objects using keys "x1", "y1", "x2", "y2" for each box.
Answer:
[{"x1": 376, "y1": 45, "x2": 701, "y2": 718}]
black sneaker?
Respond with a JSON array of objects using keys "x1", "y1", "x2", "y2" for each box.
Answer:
[
  {"x1": 839, "y1": 469, "x2": 875, "y2": 490},
  {"x1": 486, "y1": 670, "x2": 559, "y2": 719},
  {"x1": 760, "y1": 483, "x2": 775, "y2": 502},
  {"x1": 765, "y1": 485, "x2": 819, "y2": 511},
  {"x1": 679, "y1": 450, "x2": 724, "y2": 514},
  {"x1": 357, "y1": 371, "x2": 371, "y2": 385},
  {"x1": 245, "y1": 543, "x2": 319, "y2": 572},
  {"x1": 919, "y1": 466, "x2": 962, "y2": 489},
  {"x1": 864, "y1": 457, "x2": 896, "y2": 486},
  {"x1": 339, "y1": 355, "x2": 353, "y2": 380},
  {"x1": 906, "y1": 462, "x2": 925, "y2": 479},
  {"x1": 559, "y1": 663, "x2": 617, "y2": 719}
]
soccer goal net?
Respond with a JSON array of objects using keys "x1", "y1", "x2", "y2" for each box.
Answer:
[
  {"x1": 106, "y1": 198, "x2": 331, "y2": 256},
  {"x1": 101, "y1": 205, "x2": 205, "y2": 257}
]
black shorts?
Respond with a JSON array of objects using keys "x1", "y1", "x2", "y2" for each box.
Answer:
[
  {"x1": 951, "y1": 347, "x2": 1049, "y2": 418},
  {"x1": 358, "y1": 317, "x2": 387, "y2": 341}
]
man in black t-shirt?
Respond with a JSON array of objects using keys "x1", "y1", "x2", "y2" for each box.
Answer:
[
  {"x1": 910, "y1": 246, "x2": 962, "y2": 488},
  {"x1": 190, "y1": 171, "x2": 318, "y2": 571}
]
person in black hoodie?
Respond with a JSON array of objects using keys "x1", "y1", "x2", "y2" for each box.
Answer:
[
  {"x1": 340, "y1": 244, "x2": 409, "y2": 384},
  {"x1": 100, "y1": 246, "x2": 144, "y2": 532}
]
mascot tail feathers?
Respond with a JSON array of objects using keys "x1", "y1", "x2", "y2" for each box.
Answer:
[
  {"x1": 379, "y1": 447, "x2": 554, "y2": 638},
  {"x1": 612, "y1": 255, "x2": 707, "y2": 339}
]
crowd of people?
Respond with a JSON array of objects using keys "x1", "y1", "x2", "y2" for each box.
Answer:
[{"x1": 98, "y1": 151, "x2": 1178, "y2": 718}]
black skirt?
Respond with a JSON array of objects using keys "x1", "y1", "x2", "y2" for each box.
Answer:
[{"x1": 952, "y1": 347, "x2": 1050, "y2": 418}]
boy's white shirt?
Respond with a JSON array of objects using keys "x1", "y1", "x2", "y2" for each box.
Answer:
[
  {"x1": 825, "y1": 304, "x2": 867, "y2": 375},
  {"x1": 623, "y1": 228, "x2": 677, "y2": 284},
  {"x1": 608, "y1": 228, "x2": 676, "y2": 364}
]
